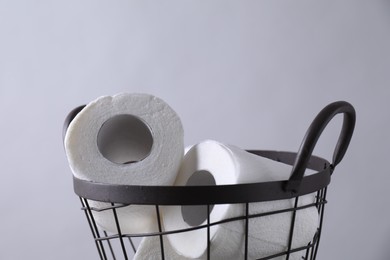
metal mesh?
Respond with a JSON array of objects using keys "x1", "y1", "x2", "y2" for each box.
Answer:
[{"x1": 79, "y1": 187, "x2": 327, "y2": 260}]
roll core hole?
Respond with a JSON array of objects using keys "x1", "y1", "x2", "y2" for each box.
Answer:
[
  {"x1": 97, "y1": 114, "x2": 153, "y2": 164},
  {"x1": 181, "y1": 170, "x2": 216, "y2": 227}
]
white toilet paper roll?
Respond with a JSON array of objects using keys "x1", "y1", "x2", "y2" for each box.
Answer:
[
  {"x1": 244, "y1": 196, "x2": 318, "y2": 260},
  {"x1": 134, "y1": 236, "x2": 192, "y2": 260},
  {"x1": 134, "y1": 235, "x2": 244, "y2": 260},
  {"x1": 64, "y1": 93, "x2": 184, "y2": 234},
  {"x1": 163, "y1": 140, "x2": 318, "y2": 259}
]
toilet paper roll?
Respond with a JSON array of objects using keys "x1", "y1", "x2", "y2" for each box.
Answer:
[
  {"x1": 163, "y1": 140, "x2": 318, "y2": 259},
  {"x1": 134, "y1": 236, "x2": 192, "y2": 260},
  {"x1": 64, "y1": 93, "x2": 184, "y2": 234},
  {"x1": 244, "y1": 196, "x2": 318, "y2": 260},
  {"x1": 134, "y1": 236, "x2": 244, "y2": 260}
]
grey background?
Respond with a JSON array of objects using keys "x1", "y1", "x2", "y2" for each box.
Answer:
[{"x1": 0, "y1": 1, "x2": 389, "y2": 259}]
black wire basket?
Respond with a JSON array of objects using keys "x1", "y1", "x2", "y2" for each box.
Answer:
[{"x1": 63, "y1": 101, "x2": 356, "y2": 260}]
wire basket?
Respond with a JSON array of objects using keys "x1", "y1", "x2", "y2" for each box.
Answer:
[{"x1": 63, "y1": 101, "x2": 356, "y2": 260}]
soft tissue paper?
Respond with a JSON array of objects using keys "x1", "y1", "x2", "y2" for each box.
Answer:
[
  {"x1": 163, "y1": 140, "x2": 318, "y2": 260},
  {"x1": 64, "y1": 93, "x2": 184, "y2": 234},
  {"x1": 134, "y1": 236, "x2": 192, "y2": 260}
]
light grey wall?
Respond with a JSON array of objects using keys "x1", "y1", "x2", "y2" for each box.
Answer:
[{"x1": 1, "y1": 1, "x2": 389, "y2": 259}]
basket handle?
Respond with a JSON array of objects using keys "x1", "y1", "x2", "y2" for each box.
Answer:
[
  {"x1": 62, "y1": 105, "x2": 86, "y2": 142},
  {"x1": 285, "y1": 101, "x2": 356, "y2": 193}
]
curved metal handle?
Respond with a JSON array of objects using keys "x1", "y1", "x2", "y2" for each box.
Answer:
[
  {"x1": 62, "y1": 105, "x2": 86, "y2": 143},
  {"x1": 285, "y1": 101, "x2": 356, "y2": 192}
]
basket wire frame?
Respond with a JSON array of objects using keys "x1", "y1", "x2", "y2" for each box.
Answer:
[{"x1": 78, "y1": 186, "x2": 328, "y2": 260}]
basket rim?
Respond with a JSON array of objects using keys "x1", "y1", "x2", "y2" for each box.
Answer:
[{"x1": 73, "y1": 150, "x2": 331, "y2": 205}]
